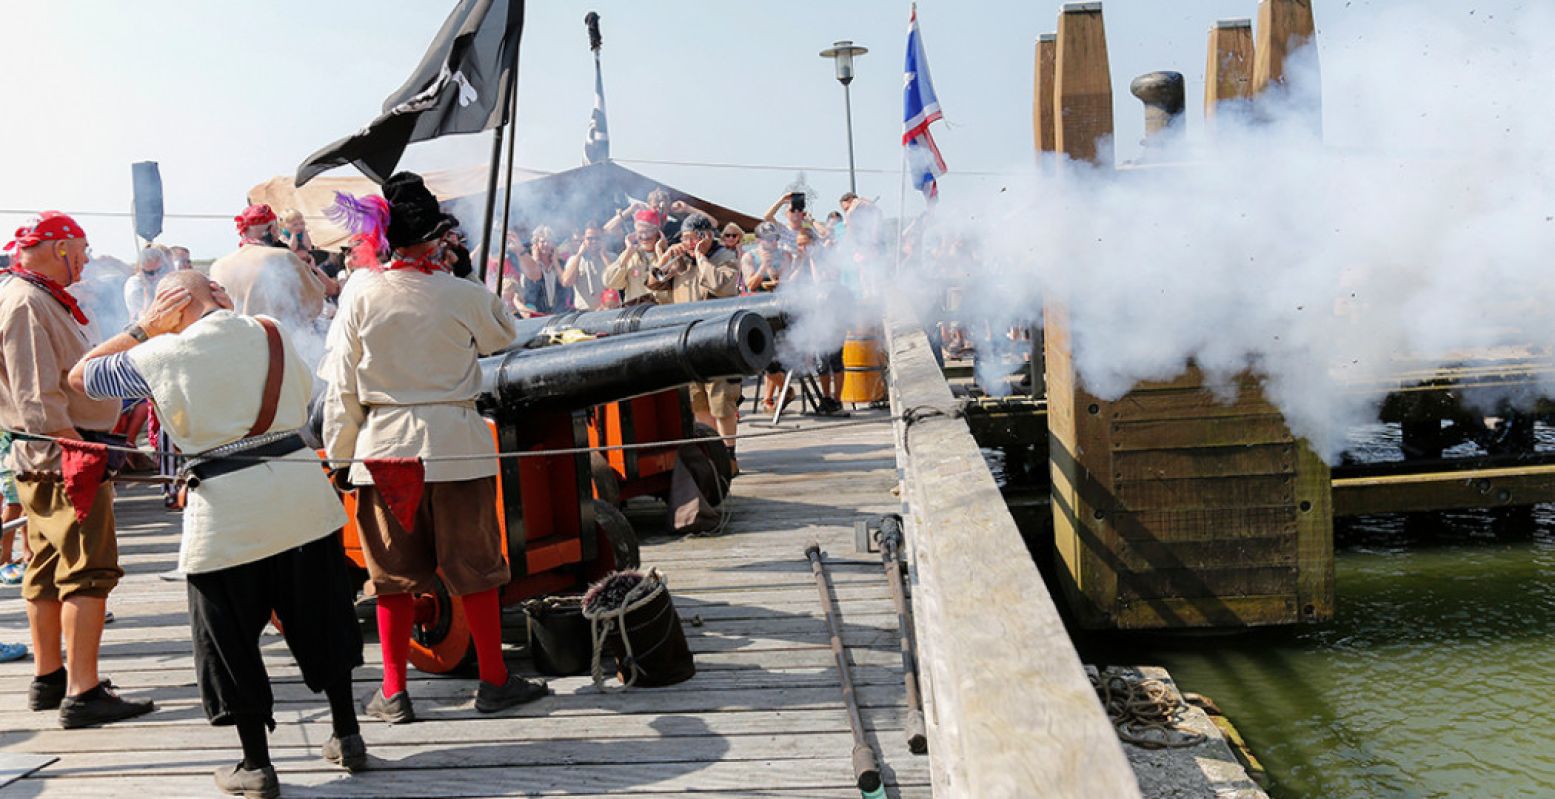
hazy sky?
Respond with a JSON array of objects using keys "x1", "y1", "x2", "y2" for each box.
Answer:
[{"x1": 0, "y1": 0, "x2": 1482, "y2": 258}]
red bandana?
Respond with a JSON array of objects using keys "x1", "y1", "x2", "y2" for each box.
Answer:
[
  {"x1": 363, "y1": 458, "x2": 426, "y2": 533},
  {"x1": 59, "y1": 439, "x2": 109, "y2": 522},
  {"x1": 4, "y1": 211, "x2": 85, "y2": 252},
  {"x1": 383, "y1": 256, "x2": 446, "y2": 275},
  {"x1": 233, "y1": 204, "x2": 276, "y2": 234},
  {"x1": 5, "y1": 265, "x2": 89, "y2": 325}
]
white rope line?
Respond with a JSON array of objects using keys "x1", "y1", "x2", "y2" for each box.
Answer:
[{"x1": 3, "y1": 413, "x2": 902, "y2": 466}]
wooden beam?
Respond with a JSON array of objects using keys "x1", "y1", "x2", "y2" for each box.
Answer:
[
  {"x1": 1251, "y1": 0, "x2": 1321, "y2": 132},
  {"x1": 885, "y1": 312, "x2": 1141, "y2": 798},
  {"x1": 1034, "y1": 33, "x2": 1058, "y2": 153},
  {"x1": 1054, "y1": 2, "x2": 1113, "y2": 166},
  {"x1": 1332, "y1": 464, "x2": 1555, "y2": 517},
  {"x1": 1252, "y1": 0, "x2": 1316, "y2": 94},
  {"x1": 1205, "y1": 18, "x2": 1254, "y2": 118}
]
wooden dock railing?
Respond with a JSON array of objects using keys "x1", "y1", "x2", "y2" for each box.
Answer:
[{"x1": 884, "y1": 312, "x2": 1140, "y2": 798}]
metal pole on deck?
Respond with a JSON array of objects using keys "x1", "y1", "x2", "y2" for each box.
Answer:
[
  {"x1": 877, "y1": 516, "x2": 927, "y2": 754},
  {"x1": 478, "y1": 39, "x2": 523, "y2": 286},
  {"x1": 806, "y1": 542, "x2": 884, "y2": 797}
]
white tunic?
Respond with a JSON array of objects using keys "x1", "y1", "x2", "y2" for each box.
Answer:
[{"x1": 128, "y1": 311, "x2": 346, "y2": 574}]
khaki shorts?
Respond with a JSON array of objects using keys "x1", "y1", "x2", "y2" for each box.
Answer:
[
  {"x1": 688, "y1": 378, "x2": 742, "y2": 418},
  {"x1": 353, "y1": 477, "x2": 510, "y2": 596},
  {"x1": 19, "y1": 480, "x2": 121, "y2": 602}
]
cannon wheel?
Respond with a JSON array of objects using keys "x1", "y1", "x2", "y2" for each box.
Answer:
[
  {"x1": 407, "y1": 575, "x2": 475, "y2": 675},
  {"x1": 593, "y1": 499, "x2": 639, "y2": 573},
  {"x1": 591, "y1": 452, "x2": 621, "y2": 507}
]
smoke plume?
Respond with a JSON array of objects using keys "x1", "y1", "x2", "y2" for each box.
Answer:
[{"x1": 782, "y1": 2, "x2": 1555, "y2": 462}]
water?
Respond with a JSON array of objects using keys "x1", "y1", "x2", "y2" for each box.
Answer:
[{"x1": 994, "y1": 423, "x2": 1555, "y2": 798}]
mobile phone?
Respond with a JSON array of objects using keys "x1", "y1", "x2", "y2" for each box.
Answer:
[{"x1": 790, "y1": 192, "x2": 806, "y2": 212}]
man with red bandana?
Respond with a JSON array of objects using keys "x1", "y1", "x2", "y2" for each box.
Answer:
[
  {"x1": 322, "y1": 172, "x2": 548, "y2": 724},
  {"x1": 210, "y1": 204, "x2": 333, "y2": 332},
  {"x1": 0, "y1": 212, "x2": 156, "y2": 727}
]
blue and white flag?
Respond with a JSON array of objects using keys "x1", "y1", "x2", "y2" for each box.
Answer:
[
  {"x1": 903, "y1": 4, "x2": 946, "y2": 200},
  {"x1": 584, "y1": 52, "x2": 610, "y2": 164}
]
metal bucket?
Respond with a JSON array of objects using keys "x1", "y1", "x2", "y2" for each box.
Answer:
[{"x1": 524, "y1": 596, "x2": 593, "y2": 676}]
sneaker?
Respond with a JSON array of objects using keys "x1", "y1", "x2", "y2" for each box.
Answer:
[
  {"x1": 363, "y1": 689, "x2": 415, "y2": 724},
  {"x1": 0, "y1": 563, "x2": 23, "y2": 585},
  {"x1": 28, "y1": 674, "x2": 67, "y2": 711},
  {"x1": 322, "y1": 732, "x2": 368, "y2": 772},
  {"x1": 212, "y1": 761, "x2": 279, "y2": 799},
  {"x1": 59, "y1": 681, "x2": 155, "y2": 728},
  {"x1": 0, "y1": 642, "x2": 26, "y2": 662},
  {"x1": 474, "y1": 675, "x2": 550, "y2": 714}
]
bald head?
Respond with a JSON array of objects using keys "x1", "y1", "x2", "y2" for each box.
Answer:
[{"x1": 151, "y1": 271, "x2": 234, "y2": 333}]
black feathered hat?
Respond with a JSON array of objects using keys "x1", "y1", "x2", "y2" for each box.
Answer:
[{"x1": 383, "y1": 171, "x2": 455, "y2": 250}]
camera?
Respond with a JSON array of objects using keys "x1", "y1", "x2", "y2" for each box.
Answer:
[{"x1": 789, "y1": 192, "x2": 806, "y2": 213}]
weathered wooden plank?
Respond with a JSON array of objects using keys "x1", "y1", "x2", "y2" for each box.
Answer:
[
  {"x1": 5, "y1": 756, "x2": 931, "y2": 797},
  {"x1": 1113, "y1": 506, "x2": 1299, "y2": 542},
  {"x1": 1205, "y1": 18, "x2": 1254, "y2": 117},
  {"x1": 888, "y1": 311, "x2": 1140, "y2": 798},
  {"x1": 1113, "y1": 445, "x2": 1295, "y2": 481},
  {"x1": 1110, "y1": 415, "x2": 1294, "y2": 451},
  {"x1": 1117, "y1": 566, "x2": 1296, "y2": 601},
  {"x1": 1110, "y1": 386, "x2": 1277, "y2": 421},
  {"x1": 1054, "y1": 1, "x2": 1114, "y2": 166},
  {"x1": 1114, "y1": 474, "x2": 1294, "y2": 511},
  {"x1": 1114, "y1": 536, "x2": 1297, "y2": 572},
  {"x1": 1332, "y1": 463, "x2": 1555, "y2": 516},
  {"x1": 1115, "y1": 594, "x2": 1300, "y2": 628}
]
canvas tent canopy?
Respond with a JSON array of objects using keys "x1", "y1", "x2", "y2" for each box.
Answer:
[{"x1": 247, "y1": 160, "x2": 760, "y2": 251}]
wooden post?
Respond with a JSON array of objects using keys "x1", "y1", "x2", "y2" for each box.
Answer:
[
  {"x1": 1053, "y1": 2, "x2": 1113, "y2": 167},
  {"x1": 1033, "y1": 33, "x2": 1058, "y2": 154},
  {"x1": 1252, "y1": 0, "x2": 1321, "y2": 131},
  {"x1": 1252, "y1": 0, "x2": 1315, "y2": 94},
  {"x1": 1204, "y1": 18, "x2": 1254, "y2": 119}
]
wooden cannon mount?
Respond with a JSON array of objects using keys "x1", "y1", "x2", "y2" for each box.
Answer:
[{"x1": 326, "y1": 309, "x2": 775, "y2": 673}]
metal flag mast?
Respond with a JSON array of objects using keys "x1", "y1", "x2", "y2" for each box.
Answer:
[{"x1": 477, "y1": 45, "x2": 522, "y2": 286}]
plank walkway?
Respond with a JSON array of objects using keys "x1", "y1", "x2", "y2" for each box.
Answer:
[{"x1": 0, "y1": 408, "x2": 930, "y2": 797}]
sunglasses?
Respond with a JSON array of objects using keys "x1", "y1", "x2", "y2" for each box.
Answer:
[{"x1": 721, "y1": 234, "x2": 740, "y2": 240}]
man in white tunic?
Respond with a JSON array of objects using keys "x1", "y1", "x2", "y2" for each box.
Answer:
[
  {"x1": 70, "y1": 271, "x2": 367, "y2": 799},
  {"x1": 322, "y1": 171, "x2": 547, "y2": 725}
]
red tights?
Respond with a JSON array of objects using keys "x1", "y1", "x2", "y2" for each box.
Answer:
[{"x1": 376, "y1": 587, "x2": 508, "y2": 698}]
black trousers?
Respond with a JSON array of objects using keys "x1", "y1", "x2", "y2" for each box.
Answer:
[{"x1": 187, "y1": 533, "x2": 364, "y2": 727}]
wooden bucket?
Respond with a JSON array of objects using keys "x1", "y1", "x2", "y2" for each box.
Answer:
[{"x1": 841, "y1": 332, "x2": 886, "y2": 404}]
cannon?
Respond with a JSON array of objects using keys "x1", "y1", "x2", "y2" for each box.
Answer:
[
  {"x1": 328, "y1": 311, "x2": 774, "y2": 673},
  {"x1": 480, "y1": 310, "x2": 773, "y2": 412},
  {"x1": 502, "y1": 283, "x2": 849, "y2": 351}
]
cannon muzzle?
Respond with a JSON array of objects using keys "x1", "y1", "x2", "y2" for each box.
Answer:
[{"x1": 479, "y1": 310, "x2": 773, "y2": 414}]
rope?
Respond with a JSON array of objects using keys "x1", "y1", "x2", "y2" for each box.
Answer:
[
  {"x1": 1090, "y1": 668, "x2": 1208, "y2": 750},
  {"x1": 0, "y1": 412, "x2": 902, "y2": 466}
]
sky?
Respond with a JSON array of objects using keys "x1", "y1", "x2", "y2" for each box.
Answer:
[{"x1": 0, "y1": 0, "x2": 1486, "y2": 259}]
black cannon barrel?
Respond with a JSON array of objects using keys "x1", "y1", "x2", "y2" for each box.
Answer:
[
  {"x1": 480, "y1": 310, "x2": 774, "y2": 414},
  {"x1": 505, "y1": 283, "x2": 849, "y2": 351}
]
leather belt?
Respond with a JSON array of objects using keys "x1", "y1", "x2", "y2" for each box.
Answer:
[{"x1": 182, "y1": 434, "x2": 307, "y2": 489}]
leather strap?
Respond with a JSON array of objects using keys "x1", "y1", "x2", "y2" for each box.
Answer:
[{"x1": 246, "y1": 318, "x2": 285, "y2": 437}]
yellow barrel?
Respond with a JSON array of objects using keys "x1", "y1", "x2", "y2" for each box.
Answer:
[{"x1": 840, "y1": 331, "x2": 887, "y2": 404}]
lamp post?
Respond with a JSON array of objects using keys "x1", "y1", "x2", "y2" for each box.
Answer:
[{"x1": 820, "y1": 40, "x2": 868, "y2": 194}]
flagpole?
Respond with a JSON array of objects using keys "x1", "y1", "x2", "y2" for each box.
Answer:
[
  {"x1": 493, "y1": 73, "x2": 520, "y2": 302},
  {"x1": 478, "y1": 40, "x2": 522, "y2": 287},
  {"x1": 476, "y1": 129, "x2": 505, "y2": 285}
]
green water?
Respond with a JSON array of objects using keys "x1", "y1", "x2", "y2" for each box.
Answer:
[{"x1": 1087, "y1": 510, "x2": 1555, "y2": 799}]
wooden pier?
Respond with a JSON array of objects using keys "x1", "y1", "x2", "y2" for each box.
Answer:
[{"x1": 0, "y1": 412, "x2": 936, "y2": 797}]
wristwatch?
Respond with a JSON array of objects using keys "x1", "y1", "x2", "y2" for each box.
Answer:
[{"x1": 123, "y1": 323, "x2": 149, "y2": 343}]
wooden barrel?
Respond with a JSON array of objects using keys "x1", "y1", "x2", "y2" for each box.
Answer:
[{"x1": 841, "y1": 332, "x2": 886, "y2": 403}]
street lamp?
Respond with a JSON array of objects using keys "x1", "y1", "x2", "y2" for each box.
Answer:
[{"x1": 820, "y1": 40, "x2": 868, "y2": 194}]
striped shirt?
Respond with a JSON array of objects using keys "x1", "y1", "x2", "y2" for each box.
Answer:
[{"x1": 83, "y1": 353, "x2": 153, "y2": 400}]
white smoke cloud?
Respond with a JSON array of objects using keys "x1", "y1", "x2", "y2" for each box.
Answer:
[{"x1": 783, "y1": 2, "x2": 1555, "y2": 462}]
